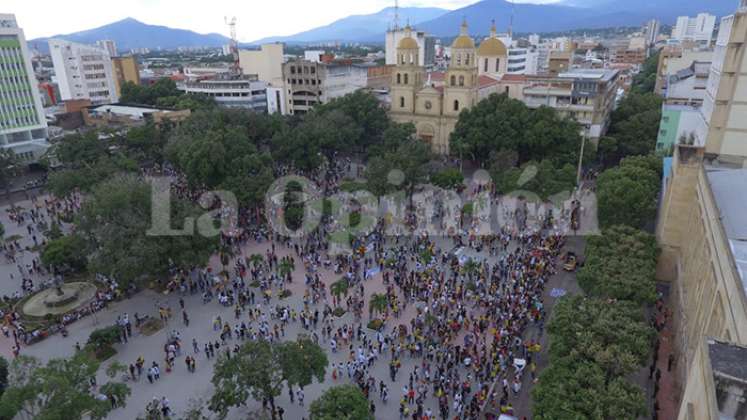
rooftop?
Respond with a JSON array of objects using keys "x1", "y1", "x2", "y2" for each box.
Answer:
[
  {"x1": 708, "y1": 339, "x2": 747, "y2": 383},
  {"x1": 705, "y1": 166, "x2": 747, "y2": 297},
  {"x1": 558, "y1": 69, "x2": 619, "y2": 83}
]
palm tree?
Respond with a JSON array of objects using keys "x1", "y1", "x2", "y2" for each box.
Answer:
[
  {"x1": 246, "y1": 253, "x2": 264, "y2": 269},
  {"x1": 330, "y1": 278, "x2": 349, "y2": 307},
  {"x1": 278, "y1": 259, "x2": 294, "y2": 279},
  {"x1": 462, "y1": 259, "x2": 480, "y2": 280},
  {"x1": 369, "y1": 293, "x2": 389, "y2": 319},
  {"x1": 219, "y1": 244, "x2": 236, "y2": 273}
]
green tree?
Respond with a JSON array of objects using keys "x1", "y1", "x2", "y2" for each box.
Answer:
[
  {"x1": 309, "y1": 385, "x2": 373, "y2": 420},
  {"x1": 368, "y1": 293, "x2": 388, "y2": 319},
  {"x1": 76, "y1": 175, "x2": 218, "y2": 289},
  {"x1": 602, "y1": 92, "x2": 663, "y2": 165},
  {"x1": 330, "y1": 278, "x2": 349, "y2": 307},
  {"x1": 548, "y1": 295, "x2": 653, "y2": 376},
  {"x1": 0, "y1": 357, "x2": 8, "y2": 397},
  {"x1": 366, "y1": 133, "x2": 431, "y2": 197},
  {"x1": 631, "y1": 52, "x2": 659, "y2": 94},
  {"x1": 40, "y1": 234, "x2": 88, "y2": 273},
  {"x1": 86, "y1": 326, "x2": 121, "y2": 359},
  {"x1": 209, "y1": 338, "x2": 327, "y2": 419},
  {"x1": 430, "y1": 168, "x2": 464, "y2": 189},
  {"x1": 492, "y1": 160, "x2": 576, "y2": 201},
  {"x1": 316, "y1": 90, "x2": 389, "y2": 153},
  {"x1": 0, "y1": 353, "x2": 130, "y2": 420},
  {"x1": 597, "y1": 164, "x2": 659, "y2": 229},
  {"x1": 0, "y1": 149, "x2": 18, "y2": 192},
  {"x1": 532, "y1": 354, "x2": 647, "y2": 420}
]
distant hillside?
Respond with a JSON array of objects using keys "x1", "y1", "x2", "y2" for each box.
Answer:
[
  {"x1": 250, "y1": 7, "x2": 448, "y2": 44},
  {"x1": 417, "y1": 0, "x2": 739, "y2": 37},
  {"x1": 29, "y1": 18, "x2": 230, "y2": 54}
]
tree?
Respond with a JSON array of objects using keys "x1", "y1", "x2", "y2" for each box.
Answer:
[
  {"x1": 0, "y1": 149, "x2": 18, "y2": 192},
  {"x1": 430, "y1": 168, "x2": 464, "y2": 189},
  {"x1": 76, "y1": 175, "x2": 218, "y2": 289},
  {"x1": 0, "y1": 357, "x2": 8, "y2": 397},
  {"x1": 577, "y1": 226, "x2": 658, "y2": 305},
  {"x1": 532, "y1": 354, "x2": 647, "y2": 420},
  {"x1": 451, "y1": 93, "x2": 584, "y2": 167},
  {"x1": 330, "y1": 278, "x2": 349, "y2": 307},
  {"x1": 631, "y1": 51, "x2": 659, "y2": 94},
  {"x1": 309, "y1": 385, "x2": 373, "y2": 420},
  {"x1": 491, "y1": 160, "x2": 576, "y2": 201},
  {"x1": 40, "y1": 234, "x2": 88, "y2": 273},
  {"x1": 0, "y1": 353, "x2": 130, "y2": 420},
  {"x1": 366, "y1": 133, "x2": 431, "y2": 197},
  {"x1": 86, "y1": 326, "x2": 121, "y2": 359},
  {"x1": 597, "y1": 164, "x2": 659, "y2": 229},
  {"x1": 209, "y1": 338, "x2": 327, "y2": 419},
  {"x1": 602, "y1": 92, "x2": 662, "y2": 165},
  {"x1": 548, "y1": 296, "x2": 653, "y2": 376},
  {"x1": 368, "y1": 293, "x2": 388, "y2": 319},
  {"x1": 316, "y1": 90, "x2": 389, "y2": 153}
]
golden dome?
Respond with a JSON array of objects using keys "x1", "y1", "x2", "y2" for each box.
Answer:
[
  {"x1": 451, "y1": 19, "x2": 474, "y2": 49},
  {"x1": 398, "y1": 37, "x2": 419, "y2": 49},
  {"x1": 477, "y1": 37, "x2": 507, "y2": 56}
]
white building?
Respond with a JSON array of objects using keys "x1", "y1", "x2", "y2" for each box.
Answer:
[
  {"x1": 528, "y1": 34, "x2": 540, "y2": 47},
  {"x1": 96, "y1": 39, "x2": 117, "y2": 57},
  {"x1": 645, "y1": 19, "x2": 660, "y2": 47},
  {"x1": 672, "y1": 13, "x2": 717, "y2": 44},
  {"x1": 385, "y1": 28, "x2": 435, "y2": 66},
  {"x1": 0, "y1": 13, "x2": 49, "y2": 163},
  {"x1": 304, "y1": 50, "x2": 325, "y2": 63},
  {"x1": 49, "y1": 39, "x2": 118, "y2": 104},
  {"x1": 266, "y1": 86, "x2": 286, "y2": 114},
  {"x1": 238, "y1": 43, "x2": 285, "y2": 86},
  {"x1": 507, "y1": 48, "x2": 539, "y2": 75},
  {"x1": 178, "y1": 77, "x2": 268, "y2": 112}
]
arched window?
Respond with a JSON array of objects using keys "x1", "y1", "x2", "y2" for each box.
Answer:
[
  {"x1": 453, "y1": 100, "x2": 459, "y2": 111},
  {"x1": 450, "y1": 75, "x2": 456, "y2": 86},
  {"x1": 484, "y1": 59, "x2": 488, "y2": 72},
  {"x1": 496, "y1": 58, "x2": 501, "y2": 72},
  {"x1": 457, "y1": 54, "x2": 462, "y2": 66},
  {"x1": 404, "y1": 73, "x2": 409, "y2": 84},
  {"x1": 400, "y1": 55, "x2": 405, "y2": 65},
  {"x1": 400, "y1": 97, "x2": 405, "y2": 108},
  {"x1": 397, "y1": 73, "x2": 401, "y2": 84},
  {"x1": 465, "y1": 54, "x2": 470, "y2": 66},
  {"x1": 459, "y1": 76, "x2": 464, "y2": 87}
]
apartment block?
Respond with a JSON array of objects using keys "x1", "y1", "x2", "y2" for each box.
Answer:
[{"x1": 49, "y1": 39, "x2": 118, "y2": 104}]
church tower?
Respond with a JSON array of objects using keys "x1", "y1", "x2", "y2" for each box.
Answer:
[
  {"x1": 390, "y1": 25, "x2": 423, "y2": 115},
  {"x1": 444, "y1": 19, "x2": 478, "y2": 118},
  {"x1": 477, "y1": 20, "x2": 508, "y2": 76}
]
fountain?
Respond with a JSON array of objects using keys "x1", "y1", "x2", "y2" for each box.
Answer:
[{"x1": 21, "y1": 278, "x2": 97, "y2": 318}]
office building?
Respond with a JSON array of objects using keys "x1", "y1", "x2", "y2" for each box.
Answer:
[
  {"x1": 178, "y1": 77, "x2": 268, "y2": 112},
  {"x1": 282, "y1": 59, "x2": 367, "y2": 115},
  {"x1": 664, "y1": 61, "x2": 710, "y2": 106},
  {"x1": 0, "y1": 13, "x2": 49, "y2": 163},
  {"x1": 645, "y1": 19, "x2": 660, "y2": 48},
  {"x1": 654, "y1": 46, "x2": 714, "y2": 95},
  {"x1": 522, "y1": 69, "x2": 620, "y2": 142},
  {"x1": 112, "y1": 56, "x2": 140, "y2": 96},
  {"x1": 656, "y1": 104, "x2": 700, "y2": 152},
  {"x1": 96, "y1": 39, "x2": 117, "y2": 57},
  {"x1": 49, "y1": 39, "x2": 118, "y2": 104},
  {"x1": 672, "y1": 13, "x2": 717, "y2": 44},
  {"x1": 238, "y1": 43, "x2": 284, "y2": 86},
  {"x1": 695, "y1": 4, "x2": 747, "y2": 163}
]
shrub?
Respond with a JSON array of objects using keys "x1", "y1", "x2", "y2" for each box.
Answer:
[{"x1": 367, "y1": 319, "x2": 384, "y2": 331}]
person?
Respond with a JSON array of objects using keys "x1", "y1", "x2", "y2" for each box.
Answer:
[{"x1": 277, "y1": 406, "x2": 285, "y2": 420}]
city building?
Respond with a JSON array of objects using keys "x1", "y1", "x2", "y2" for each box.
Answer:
[
  {"x1": 695, "y1": 4, "x2": 747, "y2": 163},
  {"x1": 507, "y1": 47, "x2": 539, "y2": 75},
  {"x1": 304, "y1": 50, "x2": 325, "y2": 63},
  {"x1": 476, "y1": 24, "x2": 508, "y2": 77},
  {"x1": 655, "y1": 46, "x2": 714, "y2": 95},
  {"x1": 656, "y1": 104, "x2": 700, "y2": 152},
  {"x1": 672, "y1": 13, "x2": 717, "y2": 44},
  {"x1": 385, "y1": 27, "x2": 436, "y2": 67},
  {"x1": 388, "y1": 22, "x2": 480, "y2": 154},
  {"x1": 96, "y1": 39, "x2": 117, "y2": 57},
  {"x1": 82, "y1": 103, "x2": 191, "y2": 128},
  {"x1": 657, "y1": 144, "x2": 747, "y2": 420},
  {"x1": 182, "y1": 66, "x2": 231, "y2": 81},
  {"x1": 281, "y1": 59, "x2": 368, "y2": 115},
  {"x1": 238, "y1": 43, "x2": 284, "y2": 86},
  {"x1": 178, "y1": 77, "x2": 268, "y2": 112},
  {"x1": 0, "y1": 13, "x2": 49, "y2": 163},
  {"x1": 646, "y1": 19, "x2": 661, "y2": 48},
  {"x1": 547, "y1": 51, "x2": 572, "y2": 76},
  {"x1": 664, "y1": 61, "x2": 709, "y2": 105},
  {"x1": 111, "y1": 56, "x2": 140, "y2": 96},
  {"x1": 49, "y1": 39, "x2": 118, "y2": 104},
  {"x1": 522, "y1": 69, "x2": 620, "y2": 142}
]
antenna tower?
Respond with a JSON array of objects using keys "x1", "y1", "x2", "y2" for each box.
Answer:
[
  {"x1": 224, "y1": 16, "x2": 241, "y2": 76},
  {"x1": 394, "y1": 0, "x2": 400, "y2": 31}
]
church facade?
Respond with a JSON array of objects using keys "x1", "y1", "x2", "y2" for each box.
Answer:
[{"x1": 389, "y1": 21, "x2": 508, "y2": 155}]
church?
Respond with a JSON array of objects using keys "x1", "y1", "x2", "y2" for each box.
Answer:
[{"x1": 389, "y1": 20, "x2": 509, "y2": 154}]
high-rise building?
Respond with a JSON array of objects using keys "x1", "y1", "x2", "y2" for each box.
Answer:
[
  {"x1": 96, "y1": 39, "x2": 117, "y2": 57},
  {"x1": 111, "y1": 56, "x2": 140, "y2": 96},
  {"x1": 49, "y1": 39, "x2": 118, "y2": 104},
  {"x1": 0, "y1": 13, "x2": 49, "y2": 163},
  {"x1": 645, "y1": 19, "x2": 660, "y2": 48},
  {"x1": 238, "y1": 43, "x2": 284, "y2": 86},
  {"x1": 672, "y1": 13, "x2": 717, "y2": 44},
  {"x1": 695, "y1": 3, "x2": 747, "y2": 163}
]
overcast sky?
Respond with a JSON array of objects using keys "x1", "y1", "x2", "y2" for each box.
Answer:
[{"x1": 6, "y1": 0, "x2": 561, "y2": 42}]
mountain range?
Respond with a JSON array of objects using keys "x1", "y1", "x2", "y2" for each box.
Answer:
[{"x1": 28, "y1": 0, "x2": 741, "y2": 51}]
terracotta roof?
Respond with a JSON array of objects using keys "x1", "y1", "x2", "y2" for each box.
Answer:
[
  {"x1": 428, "y1": 71, "x2": 445, "y2": 81},
  {"x1": 499, "y1": 74, "x2": 527, "y2": 83},
  {"x1": 479, "y1": 75, "x2": 499, "y2": 88}
]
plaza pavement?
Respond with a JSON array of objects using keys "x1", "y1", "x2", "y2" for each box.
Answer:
[{"x1": 0, "y1": 193, "x2": 594, "y2": 419}]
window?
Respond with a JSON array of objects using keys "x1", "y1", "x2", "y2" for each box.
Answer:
[
  {"x1": 400, "y1": 97, "x2": 405, "y2": 108},
  {"x1": 397, "y1": 73, "x2": 401, "y2": 84},
  {"x1": 425, "y1": 101, "x2": 432, "y2": 110},
  {"x1": 484, "y1": 59, "x2": 488, "y2": 72},
  {"x1": 465, "y1": 54, "x2": 470, "y2": 66},
  {"x1": 450, "y1": 75, "x2": 456, "y2": 86},
  {"x1": 459, "y1": 76, "x2": 464, "y2": 87},
  {"x1": 456, "y1": 54, "x2": 461, "y2": 66},
  {"x1": 496, "y1": 58, "x2": 500, "y2": 72},
  {"x1": 453, "y1": 100, "x2": 459, "y2": 111},
  {"x1": 404, "y1": 74, "x2": 409, "y2": 84}
]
